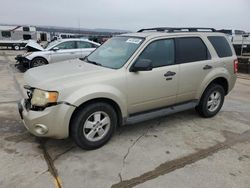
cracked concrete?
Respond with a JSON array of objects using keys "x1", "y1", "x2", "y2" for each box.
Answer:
[
  {"x1": 0, "y1": 50, "x2": 250, "y2": 188},
  {"x1": 111, "y1": 130, "x2": 250, "y2": 188},
  {"x1": 118, "y1": 126, "x2": 151, "y2": 182}
]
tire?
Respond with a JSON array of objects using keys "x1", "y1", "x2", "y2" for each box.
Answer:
[
  {"x1": 196, "y1": 84, "x2": 225, "y2": 118},
  {"x1": 70, "y1": 102, "x2": 117, "y2": 150},
  {"x1": 30, "y1": 57, "x2": 47, "y2": 68},
  {"x1": 13, "y1": 45, "x2": 20, "y2": 50}
]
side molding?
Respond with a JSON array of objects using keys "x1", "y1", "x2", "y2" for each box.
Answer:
[{"x1": 123, "y1": 100, "x2": 198, "y2": 125}]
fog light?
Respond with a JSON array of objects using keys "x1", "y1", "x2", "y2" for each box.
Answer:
[{"x1": 34, "y1": 124, "x2": 48, "y2": 135}]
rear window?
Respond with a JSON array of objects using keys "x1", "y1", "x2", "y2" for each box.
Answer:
[
  {"x1": 208, "y1": 36, "x2": 232, "y2": 58},
  {"x1": 175, "y1": 37, "x2": 210, "y2": 64}
]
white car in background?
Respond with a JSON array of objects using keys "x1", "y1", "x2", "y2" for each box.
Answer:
[{"x1": 15, "y1": 38, "x2": 100, "y2": 68}]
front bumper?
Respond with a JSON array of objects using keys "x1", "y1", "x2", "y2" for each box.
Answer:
[
  {"x1": 15, "y1": 55, "x2": 30, "y2": 68},
  {"x1": 18, "y1": 99, "x2": 76, "y2": 139}
]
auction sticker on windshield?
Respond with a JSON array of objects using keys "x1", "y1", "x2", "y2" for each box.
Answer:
[{"x1": 126, "y1": 38, "x2": 142, "y2": 44}]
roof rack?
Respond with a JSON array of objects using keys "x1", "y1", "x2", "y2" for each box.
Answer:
[{"x1": 137, "y1": 27, "x2": 217, "y2": 33}]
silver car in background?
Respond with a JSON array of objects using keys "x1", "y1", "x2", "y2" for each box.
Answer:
[{"x1": 15, "y1": 38, "x2": 100, "y2": 68}]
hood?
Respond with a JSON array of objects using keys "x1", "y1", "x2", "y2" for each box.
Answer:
[
  {"x1": 24, "y1": 59, "x2": 114, "y2": 90},
  {"x1": 25, "y1": 40, "x2": 44, "y2": 52}
]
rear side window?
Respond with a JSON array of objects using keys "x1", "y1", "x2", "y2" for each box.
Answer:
[
  {"x1": 208, "y1": 36, "x2": 232, "y2": 57},
  {"x1": 77, "y1": 41, "x2": 93, "y2": 48},
  {"x1": 138, "y1": 39, "x2": 175, "y2": 68},
  {"x1": 175, "y1": 37, "x2": 210, "y2": 64}
]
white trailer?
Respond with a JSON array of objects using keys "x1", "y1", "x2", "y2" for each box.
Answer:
[{"x1": 0, "y1": 25, "x2": 50, "y2": 50}]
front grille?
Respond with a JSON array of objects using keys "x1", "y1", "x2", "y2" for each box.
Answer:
[
  {"x1": 24, "y1": 99, "x2": 31, "y2": 111},
  {"x1": 24, "y1": 86, "x2": 33, "y2": 111}
]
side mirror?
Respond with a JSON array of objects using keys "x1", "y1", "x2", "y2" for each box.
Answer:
[
  {"x1": 130, "y1": 59, "x2": 153, "y2": 72},
  {"x1": 52, "y1": 47, "x2": 59, "y2": 51}
]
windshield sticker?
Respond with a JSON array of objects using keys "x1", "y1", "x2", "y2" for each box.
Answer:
[{"x1": 126, "y1": 38, "x2": 142, "y2": 44}]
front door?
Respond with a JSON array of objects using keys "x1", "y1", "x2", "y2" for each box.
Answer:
[
  {"x1": 127, "y1": 39, "x2": 179, "y2": 114},
  {"x1": 50, "y1": 41, "x2": 77, "y2": 63}
]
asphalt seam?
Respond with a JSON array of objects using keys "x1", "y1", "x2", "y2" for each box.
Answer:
[
  {"x1": 38, "y1": 139, "x2": 63, "y2": 188},
  {"x1": 52, "y1": 146, "x2": 75, "y2": 162}
]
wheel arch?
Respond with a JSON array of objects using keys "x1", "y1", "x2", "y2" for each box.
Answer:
[
  {"x1": 209, "y1": 77, "x2": 228, "y2": 95},
  {"x1": 31, "y1": 56, "x2": 49, "y2": 64},
  {"x1": 198, "y1": 76, "x2": 229, "y2": 100},
  {"x1": 69, "y1": 97, "x2": 123, "y2": 136}
]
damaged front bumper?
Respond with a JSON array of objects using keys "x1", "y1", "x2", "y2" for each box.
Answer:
[
  {"x1": 15, "y1": 55, "x2": 30, "y2": 68},
  {"x1": 18, "y1": 99, "x2": 76, "y2": 139}
]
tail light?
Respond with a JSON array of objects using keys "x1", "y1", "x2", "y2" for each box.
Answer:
[{"x1": 234, "y1": 59, "x2": 238, "y2": 74}]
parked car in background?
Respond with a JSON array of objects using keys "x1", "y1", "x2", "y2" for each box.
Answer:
[
  {"x1": 15, "y1": 38, "x2": 100, "y2": 68},
  {"x1": 18, "y1": 27, "x2": 237, "y2": 150}
]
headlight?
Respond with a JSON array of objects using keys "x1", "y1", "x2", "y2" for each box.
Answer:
[
  {"x1": 31, "y1": 89, "x2": 59, "y2": 107},
  {"x1": 24, "y1": 52, "x2": 33, "y2": 57}
]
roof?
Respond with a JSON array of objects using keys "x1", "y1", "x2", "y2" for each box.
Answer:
[
  {"x1": 56, "y1": 38, "x2": 100, "y2": 45},
  {"x1": 121, "y1": 27, "x2": 228, "y2": 39},
  {"x1": 121, "y1": 31, "x2": 226, "y2": 40}
]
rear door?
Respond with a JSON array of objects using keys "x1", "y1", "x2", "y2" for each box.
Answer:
[
  {"x1": 50, "y1": 41, "x2": 77, "y2": 63},
  {"x1": 175, "y1": 36, "x2": 213, "y2": 103},
  {"x1": 76, "y1": 41, "x2": 97, "y2": 58}
]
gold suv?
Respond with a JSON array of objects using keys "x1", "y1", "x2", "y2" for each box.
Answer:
[{"x1": 18, "y1": 27, "x2": 238, "y2": 149}]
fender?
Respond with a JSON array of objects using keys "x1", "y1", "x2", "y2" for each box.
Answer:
[
  {"x1": 65, "y1": 84, "x2": 128, "y2": 117},
  {"x1": 196, "y1": 67, "x2": 230, "y2": 99},
  {"x1": 26, "y1": 52, "x2": 50, "y2": 63}
]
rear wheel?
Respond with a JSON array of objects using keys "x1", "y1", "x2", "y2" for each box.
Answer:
[
  {"x1": 70, "y1": 102, "x2": 117, "y2": 150},
  {"x1": 30, "y1": 57, "x2": 47, "y2": 68},
  {"x1": 196, "y1": 84, "x2": 225, "y2": 118},
  {"x1": 13, "y1": 45, "x2": 20, "y2": 50}
]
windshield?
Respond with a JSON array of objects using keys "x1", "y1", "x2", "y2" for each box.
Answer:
[
  {"x1": 86, "y1": 36, "x2": 144, "y2": 69},
  {"x1": 44, "y1": 40, "x2": 59, "y2": 49}
]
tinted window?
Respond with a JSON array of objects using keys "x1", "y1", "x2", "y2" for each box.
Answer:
[
  {"x1": 208, "y1": 36, "x2": 232, "y2": 57},
  {"x1": 137, "y1": 39, "x2": 175, "y2": 68},
  {"x1": 55, "y1": 41, "x2": 76, "y2": 49},
  {"x1": 23, "y1": 34, "x2": 31, "y2": 40},
  {"x1": 175, "y1": 37, "x2": 210, "y2": 64},
  {"x1": 1, "y1": 31, "x2": 11, "y2": 38},
  {"x1": 77, "y1": 41, "x2": 93, "y2": 48},
  {"x1": 23, "y1": 27, "x2": 30, "y2": 32}
]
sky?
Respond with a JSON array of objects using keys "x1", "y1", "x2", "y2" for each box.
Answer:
[{"x1": 0, "y1": 0, "x2": 250, "y2": 31}]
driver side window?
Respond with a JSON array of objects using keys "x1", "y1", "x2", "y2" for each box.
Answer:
[
  {"x1": 55, "y1": 41, "x2": 76, "y2": 50},
  {"x1": 138, "y1": 39, "x2": 175, "y2": 68}
]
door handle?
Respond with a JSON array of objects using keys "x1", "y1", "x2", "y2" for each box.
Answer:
[
  {"x1": 164, "y1": 71, "x2": 176, "y2": 77},
  {"x1": 203, "y1": 65, "x2": 213, "y2": 70}
]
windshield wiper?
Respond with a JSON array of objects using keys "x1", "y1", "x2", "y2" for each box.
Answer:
[{"x1": 83, "y1": 57, "x2": 102, "y2": 66}]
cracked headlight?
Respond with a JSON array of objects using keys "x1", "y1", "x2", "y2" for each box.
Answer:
[{"x1": 31, "y1": 89, "x2": 59, "y2": 107}]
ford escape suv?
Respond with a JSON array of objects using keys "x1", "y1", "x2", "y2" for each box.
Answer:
[{"x1": 18, "y1": 27, "x2": 238, "y2": 150}]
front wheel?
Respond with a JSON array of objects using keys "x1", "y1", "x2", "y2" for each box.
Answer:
[
  {"x1": 30, "y1": 57, "x2": 47, "y2": 68},
  {"x1": 196, "y1": 84, "x2": 225, "y2": 118},
  {"x1": 70, "y1": 102, "x2": 117, "y2": 150}
]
